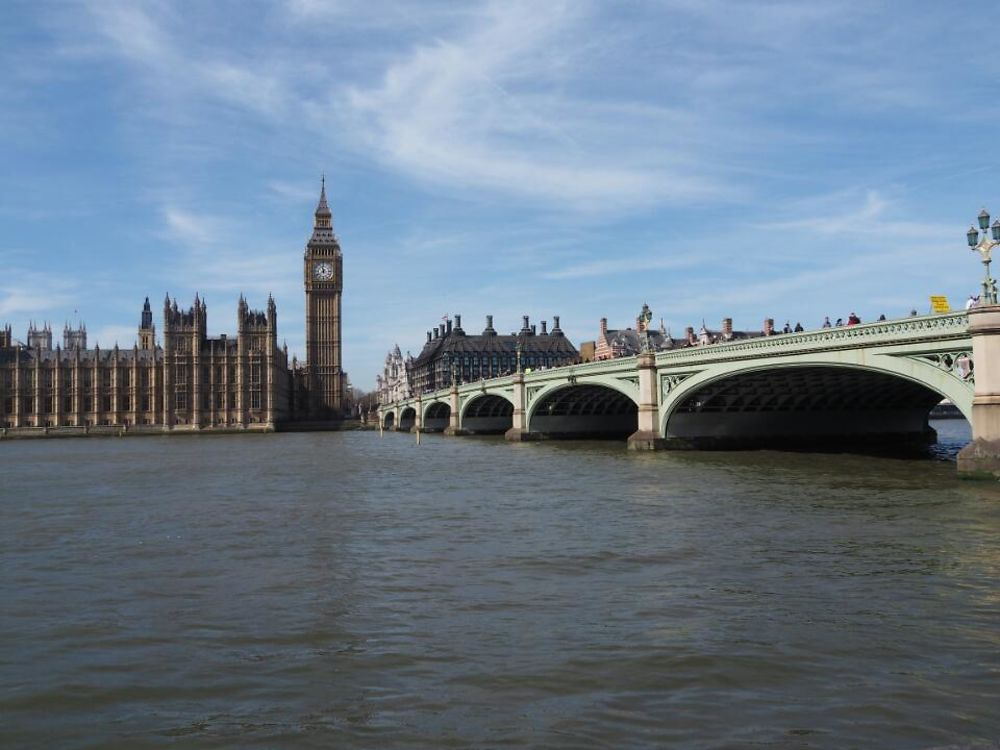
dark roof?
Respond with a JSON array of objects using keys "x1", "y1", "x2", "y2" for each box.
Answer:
[
  {"x1": 0, "y1": 345, "x2": 163, "y2": 365},
  {"x1": 411, "y1": 331, "x2": 578, "y2": 368}
]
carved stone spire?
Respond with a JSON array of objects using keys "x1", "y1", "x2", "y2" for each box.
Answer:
[{"x1": 311, "y1": 175, "x2": 336, "y2": 242}]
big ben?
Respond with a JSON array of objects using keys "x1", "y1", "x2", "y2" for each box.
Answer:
[{"x1": 304, "y1": 177, "x2": 344, "y2": 418}]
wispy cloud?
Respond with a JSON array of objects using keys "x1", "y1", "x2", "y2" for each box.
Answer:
[
  {"x1": 163, "y1": 208, "x2": 221, "y2": 245},
  {"x1": 0, "y1": 272, "x2": 79, "y2": 319},
  {"x1": 9, "y1": 0, "x2": 998, "y2": 386},
  {"x1": 542, "y1": 255, "x2": 704, "y2": 280},
  {"x1": 754, "y1": 189, "x2": 954, "y2": 240},
  {"x1": 340, "y1": 1, "x2": 732, "y2": 212},
  {"x1": 90, "y1": 324, "x2": 140, "y2": 349}
]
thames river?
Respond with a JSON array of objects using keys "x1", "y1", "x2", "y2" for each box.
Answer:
[{"x1": 2, "y1": 421, "x2": 998, "y2": 749}]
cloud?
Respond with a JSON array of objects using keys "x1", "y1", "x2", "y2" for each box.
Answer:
[
  {"x1": 267, "y1": 180, "x2": 320, "y2": 203},
  {"x1": 90, "y1": 324, "x2": 139, "y2": 349},
  {"x1": 340, "y1": 1, "x2": 732, "y2": 212},
  {"x1": 753, "y1": 189, "x2": 954, "y2": 241},
  {"x1": 158, "y1": 208, "x2": 300, "y2": 317},
  {"x1": 542, "y1": 255, "x2": 703, "y2": 280},
  {"x1": 163, "y1": 208, "x2": 221, "y2": 245},
  {"x1": 84, "y1": 2, "x2": 173, "y2": 67},
  {"x1": 0, "y1": 272, "x2": 78, "y2": 318}
]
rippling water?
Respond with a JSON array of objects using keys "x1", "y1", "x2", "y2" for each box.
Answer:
[{"x1": 2, "y1": 421, "x2": 998, "y2": 748}]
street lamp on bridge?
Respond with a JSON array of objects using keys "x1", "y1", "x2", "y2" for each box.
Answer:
[{"x1": 966, "y1": 208, "x2": 1000, "y2": 304}]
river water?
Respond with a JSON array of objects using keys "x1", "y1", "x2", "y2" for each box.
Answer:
[{"x1": 1, "y1": 421, "x2": 998, "y2": 749}]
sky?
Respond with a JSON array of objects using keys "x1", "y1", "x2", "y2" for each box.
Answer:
[{"x1": 2, "y1": 0, "x2": 999, "y2": 390}]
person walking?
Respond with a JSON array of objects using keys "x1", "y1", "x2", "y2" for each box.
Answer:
[
  {"x1": 822, "y1": 316, "x2": 832, "y2": 328},
  {"x1": 793, "y1": 322, "x2": 803, "y2": 332}
]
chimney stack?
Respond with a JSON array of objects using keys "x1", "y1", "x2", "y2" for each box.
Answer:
[
  {"x1": 446, "y1": 319, "x2": 452, "y2": 334},
  {"x1": 600, "y1": 317, "x2": 608, "y2": 335},
  {"x1": 686, "y1": 326, "x2": 696, "y2": 345},
  {"x1": 722, "y1": 317, "x2": 733, "y2": 339},
  {"x1": 541, "y1": 320, "x2": 548, "y2": 335},
  {"x1": 455, "y1": 314, "x2": 462, "y2": 331}
]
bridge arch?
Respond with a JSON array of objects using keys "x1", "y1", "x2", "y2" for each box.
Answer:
[
  {"x1": 422, "y1": 399, "x2": 451, "y2": 432},
  {"x1": 398, "y1": 406, "x2": 417, "y2": 431},
  {"x1": 382, "y1": 410, "x2": 396, "y2": 430},
  {"x1": 460, "y1": 392, "x2": 514, "y2": 434},
  {"x1": 528, "y1": 382, "x2": 638, "y2": 438},
  {"x1": 660, "y1": 357, "x2": 970, "y2": 450}
]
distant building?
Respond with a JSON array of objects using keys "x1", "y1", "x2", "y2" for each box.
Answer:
[
  {"x1": 408, "y1": 314, "x2": 579, "y2": 393},
  {"x1": 595, "y1": 304, "x2": 673, "y2": 359},
  {"x1": 301, "y1": 177, "x2": 345, "y2": 420},
  {"x1": 376, "y1": 344, "x2": 413, "y2": 405},
  {"x1": 0, "y1": 295, "x2": 289, "y2": 430},
  {"x1": 0, "y1": 181, "x2": 351, "y2": 433},
  {"x1": 594, "y1": 304, "x2": 766, "y2": 360}
]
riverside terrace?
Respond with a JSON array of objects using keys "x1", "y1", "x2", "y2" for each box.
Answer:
[{"x1": 378, "y1": 308, "x2": 1000, "y2": 478}]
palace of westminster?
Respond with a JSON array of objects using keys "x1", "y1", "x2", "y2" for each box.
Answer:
[{"x1": 0, "y1": 182, "x2": 345, "y2": 432}]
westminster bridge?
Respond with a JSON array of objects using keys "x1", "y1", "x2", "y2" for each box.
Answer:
[{"x1": 379, "y1": 307, "x2": 1000, "y2": 477}]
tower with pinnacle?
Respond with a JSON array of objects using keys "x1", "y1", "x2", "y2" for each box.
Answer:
[{"x1": 303, "y1": 177, "x2": 344, "y2": 418}]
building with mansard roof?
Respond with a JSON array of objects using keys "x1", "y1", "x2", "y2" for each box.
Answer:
[{"x1": 407, "y1": 314, "x2": 579, "y2": 394}]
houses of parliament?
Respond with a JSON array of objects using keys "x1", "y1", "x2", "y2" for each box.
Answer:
[{"x1": 0, "y1": 182, "x2": 344, "y2": 433}]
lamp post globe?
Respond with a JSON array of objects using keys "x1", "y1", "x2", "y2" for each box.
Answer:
[{"x1": 966, "y1": 207, "x2": 1000, "y2": 305}]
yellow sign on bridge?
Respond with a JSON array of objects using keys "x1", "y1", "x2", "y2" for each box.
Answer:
[{"x1": 929, "y1": 295, "x2": 951, "y2": 313}]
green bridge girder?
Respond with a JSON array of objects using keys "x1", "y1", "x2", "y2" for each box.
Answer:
[{"x1": 380, "y1": 312, "x2": 974, "y2": 437}]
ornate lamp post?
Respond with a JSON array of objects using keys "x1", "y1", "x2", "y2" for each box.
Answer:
[{"x1": 966, "y1": 208, "x2": 1000, "y2": 304}]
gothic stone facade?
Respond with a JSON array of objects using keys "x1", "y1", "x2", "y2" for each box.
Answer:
[
  {"x1": 300, "y1": 178, "x2": 345, "y2": 420},
  {"x1": 376, "y1": 344, "x2": 413, "y2": 406},
  {"x1": 0, "y1": 295, "x2": 289, "y2": 430},
  {"x1": 0, "y1": 182, "x2": 345, "y2": 433}
]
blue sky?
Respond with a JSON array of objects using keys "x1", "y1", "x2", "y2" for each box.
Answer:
[{"x1": 2, "y1": 0, "x2": 999, "y2": 389}]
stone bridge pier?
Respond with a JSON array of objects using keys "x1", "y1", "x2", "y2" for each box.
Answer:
[
  {"x1": 958, "y1": 305, "x2": 1000, "y2": 477},
  {"x1": 626, "y1": 351, "x2": 665, "y2": 451}
]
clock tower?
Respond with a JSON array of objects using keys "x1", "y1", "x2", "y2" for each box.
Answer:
[{"x1": 304, "y1": 177, "x2": 344, "y2": 418}]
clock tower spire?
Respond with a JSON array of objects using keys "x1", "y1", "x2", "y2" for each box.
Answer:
[{"x1": 303, "y1": 176, "x2": 344, "y2": 419}]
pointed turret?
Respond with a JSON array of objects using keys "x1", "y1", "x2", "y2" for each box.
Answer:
[
  {"x1": 140, "y1": 296, "x2": 156, "y2": 350},
  {"x1": 316, "y1": 175, "x2": 331, "y2": 223},
  {"x1": 310, "y1": 175, "x2": 337, "y2": 242},
  {"x1": 267, "y1": 293, "x2": 277, "y2": 328}
]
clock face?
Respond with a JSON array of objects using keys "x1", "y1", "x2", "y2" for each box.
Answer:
[{"x1": 313, "y1": 261, "x2": 334, "y2": 281}]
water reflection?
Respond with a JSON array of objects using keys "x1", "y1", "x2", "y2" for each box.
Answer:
[{"x1": 1, "y1": 424, "x2": 997, "y2": 749}]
